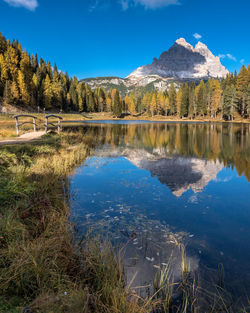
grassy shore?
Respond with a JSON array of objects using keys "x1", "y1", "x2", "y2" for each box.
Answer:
[
  {"x1": 0, "y1": 129, "x2": 249, "y2": 312},
  {"x1": 83, "y1": 112, "x2": 250, "y2": 123},
  {"x1": 0, "y1": 132, "x2": 165, "y2": 313}
]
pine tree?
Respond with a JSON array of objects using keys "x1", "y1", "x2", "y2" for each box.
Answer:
[
  {"x1": 236, "y1": 65, "x2": 249, "y2": 118},
  {"x1": 43, "y1": 74, "x2": 53, "y2": 109},
  {"x1": 31, "y1": 73, "x2": 39, "y2": 107},
  {"x1": 3, "y1": 80, "x2": 11, "y2": 104},
  {"x1": 169, "y1": 83, "x2": 176, "y2": 115},
  {"x1": 51, "y1": 65, "x2": 63, "y2": 109},
  {"x1": 5, "y1": 45, "x2": 18, "y2": 81},
  {"x1": 196, "y1": 80, "x2": 207, "y2": 116},
  {"x1": 10, "y1": 81, "x2": 20, "y2": 104},
  {"x1": 0, "y1": 53, "x2": 9, "y2": 81},
  {"x1": 17, "y1": 70, "x2": 30, "y2": 105},
  {"x1": 206, "y1": 80, "x2": 213, "y2": 117},
  {"x1": 188, "y1": 84, "x2": 196, "y2": 119},
  {"x1": 69, "y1": 77, "x2": 79, "y2": 111},
  {"x1": 46, "y1": 61, "x2": 53, "y2": 79},
  {"x1": 112, "y1": 89, "x2": 122, "y2": 117},
  {"x1": 223, "y1": 85, "x2": 237, "y2": 120},
  {"x1": 211, "y1": 80, "x2": 223, "y2": 118},
  {"x1": 158, "y1": 92, "x2": 165, "y2": 115},
  {"x1": 180, "y1": 83, "x2": 189, "y2": 117},
  {"x1": 31, "y1": 53, "x2": 39, "y2": 72},
  {"x1": 150, "y1": 93, "x2": 157, "y2": 116},
  {"x1": 176, "y1": 88, "x2": 182, "y2": 118},
  {"x1": 128, "y1": 92, "x2": 136, "y2": 115},
  {"x1": 124, "y1": 94, "x2": 130, "y2": 113},
  {"x1": 0, "y1": 32, "x2": 7, "y2": 54},
  {"x1": 164, "y1": 96, "x2": 170, "y2": 116},
  {"x1": 98, "y1": 87, "x2": 106, "y2": 112},
  {"x1": 142, "y1": 92, "x2": 151, "y2": 114},
  {"x1": 87, "y1": 93, "x2": 95, "y2": 112},
  {"x1": 20, "y1": 51, "x2": 32, "y2": 83}
]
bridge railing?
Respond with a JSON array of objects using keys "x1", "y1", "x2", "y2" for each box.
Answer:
[
  {"x1": 13, "y1": 115, "x2": 37, "y2": 136},
  {"x1": 45, "y1": 115, "x2": 63, "y2": 133}
]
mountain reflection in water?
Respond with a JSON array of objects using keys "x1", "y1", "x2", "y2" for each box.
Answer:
[{"x1": 69, "y1": 122, "x2": 250, "y2": 301}]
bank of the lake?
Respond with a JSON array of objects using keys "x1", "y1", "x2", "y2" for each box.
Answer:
[
  {"x1": 0, "y1": 112, "x2": 249, "y2": 141},
  {"x1": 0, "y1": 131, "x2": 164, "y2": 313}
]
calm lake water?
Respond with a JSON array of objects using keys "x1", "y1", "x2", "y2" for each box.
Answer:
[{"x1": 69, "y1": 122, "x2": 250, "y2": 300}]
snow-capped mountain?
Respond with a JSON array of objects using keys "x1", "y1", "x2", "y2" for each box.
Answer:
[
  {"x1": 127, "y1": 38, "x2": 228, "y2": 81},
  {"x1": 81, "y1": 38, "x2": 229, "y2": 95}
]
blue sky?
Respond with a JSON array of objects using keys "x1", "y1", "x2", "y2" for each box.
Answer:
[{"x1": 0, "y1": 0, "x2": 249, "y2": 79}]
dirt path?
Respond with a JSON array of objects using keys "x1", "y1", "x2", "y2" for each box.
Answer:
[{"x1": 0, "y1": 131, "x2": 46, "y2": 145}]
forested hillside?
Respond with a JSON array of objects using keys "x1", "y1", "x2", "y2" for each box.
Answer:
[{"x1": 0, "y1": 32, "x2": 249, "y2": 120}]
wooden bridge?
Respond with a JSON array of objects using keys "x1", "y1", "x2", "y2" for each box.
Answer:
[
  {"x1": 13, "y1": 114, "x2": 63, "y2": 135},
  {"x1": 0, "y1": 114, "x2": 64, "y2": 145},
  {"x1": 13, "y1": 114, "x2": 37, "y2": 136}
]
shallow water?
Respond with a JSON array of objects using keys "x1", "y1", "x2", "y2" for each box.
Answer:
[{"x1": 69, "y1": 122, "x2": 250, "y2": 299}]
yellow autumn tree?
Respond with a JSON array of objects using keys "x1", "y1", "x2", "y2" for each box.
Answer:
[
  {"x1": 0, "y1": 53, "x2": 8, "y2": 81},
  {"x1": 157, "y1": 92, "x2": 165, "y2": 115},
  {"x1": 176, "y1": 88, "x2": 182, "y2": 118},
  {"x1": 5, "y1": 45, "x2": 19, "y2": 81},
  {"x1": 211, "y1": 79, "x2": 223, "y2": 118},
  {"x1": 10, "y1": 81, "x2": 20, "y2": 104},
  {"x1": 17, "y1": 70, "x2": 30, "y2": 105},
  {"x1": 142, "y1": 92, "x2": 151, "y2": 113},
  {"x1": 124, "y1": 94, "x2": 130, "y2": 113},
  {"x1": 43, "y1": 74, "x2": 53, "y2": 109},
  {"x1": 165, "y1": 96, "x2": 170, "y2": 116},
  {"x1": 128, "y1": 92, "x2": 136, "y2": 115},
  {"x1": 150, "y1": 94, "x2": 157, "y2": 116}
]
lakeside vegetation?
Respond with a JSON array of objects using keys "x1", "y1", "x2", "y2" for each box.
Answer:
[
  {"x1": 0, "y1": 132, "x2": 148, "y2": 313},
  {"x1": 0, "y1": 32, "x2": 249, "y2": 121},
  {"x1": 0, "y1": 130, "x2": 249, "y2": 312}
]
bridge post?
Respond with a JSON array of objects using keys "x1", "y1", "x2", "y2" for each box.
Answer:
[
  {"x1": 58, "y1": 118, "x2": 61, "y2": 132},
  {"x1": 45, "y1": 115, "x2": 63, "y2": 133},
  {"x1": 13, "y1": 115, "x2": 37, "y2": 136},
  {"x1": 33, "y1": 117, "x2": 36, "y2": 132},
  {"x1": 45, "y1": 116, "x2": 48, "y2": 133},
  {"x1": 15, "y1": 116, "x2": 19, "y2": 136}
]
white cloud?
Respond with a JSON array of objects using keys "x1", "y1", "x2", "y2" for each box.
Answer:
[
  {"x1": 134, "y1": 0, "x2": 179, "y2": 9},
  {"x1": 226, "y1": 54, "x2": 236, "y2": 61},
  {"x1": 240, "y1": 59, "x2": 245, "y2": 64},
  {"x1": 218, "y1": 54, "x2": 226, "y2": 59},
  {"x1": 90, "y1": 0, "x2": 179, "y2": 12},
  {"x1": 3, "y1": 0, "x2": 38, "y2": 10},
  {"x1": 218, "y1": 53, "x2": 237, "y2": 62},
  {"x1": 120, "y1": 0, "x2": 129, "y2": 10},
  {"x1": 118, "y1": 0, "x2": 179, "y2": 10},
  {"x1": 193, "y1": 33, "x2": 202, "y2": 40}
]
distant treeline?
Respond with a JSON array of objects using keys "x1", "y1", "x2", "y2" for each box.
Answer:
[{"x1": 0, "y1": 33, "x2": 249, "y2": 120}]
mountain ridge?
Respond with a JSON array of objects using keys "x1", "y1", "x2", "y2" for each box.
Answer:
[{"x1": 81, "y1": 38, "x2": 229, "y2": 96}]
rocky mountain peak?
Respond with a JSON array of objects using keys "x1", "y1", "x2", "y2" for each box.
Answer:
[
  {"x1": 82, "y1": 38, "x2": 229, "y2": 94},
  {"x1": 127, "y1": 38, "x2": 228, "y2": 80},
  {"x1": 175, "y1": 38, "x2": 193, "y2": 50},
  {"x1": 195, "y1": 41, "x2": 208, "y2": 50}
]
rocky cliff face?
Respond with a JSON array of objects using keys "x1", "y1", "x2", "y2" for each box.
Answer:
[{"x1": 127, "y1": 38, "x2": 228, "y2": 81}]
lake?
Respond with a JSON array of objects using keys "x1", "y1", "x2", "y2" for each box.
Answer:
[{"x1": 69, "y1": 122, "x2": 250, "y2": 302}]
